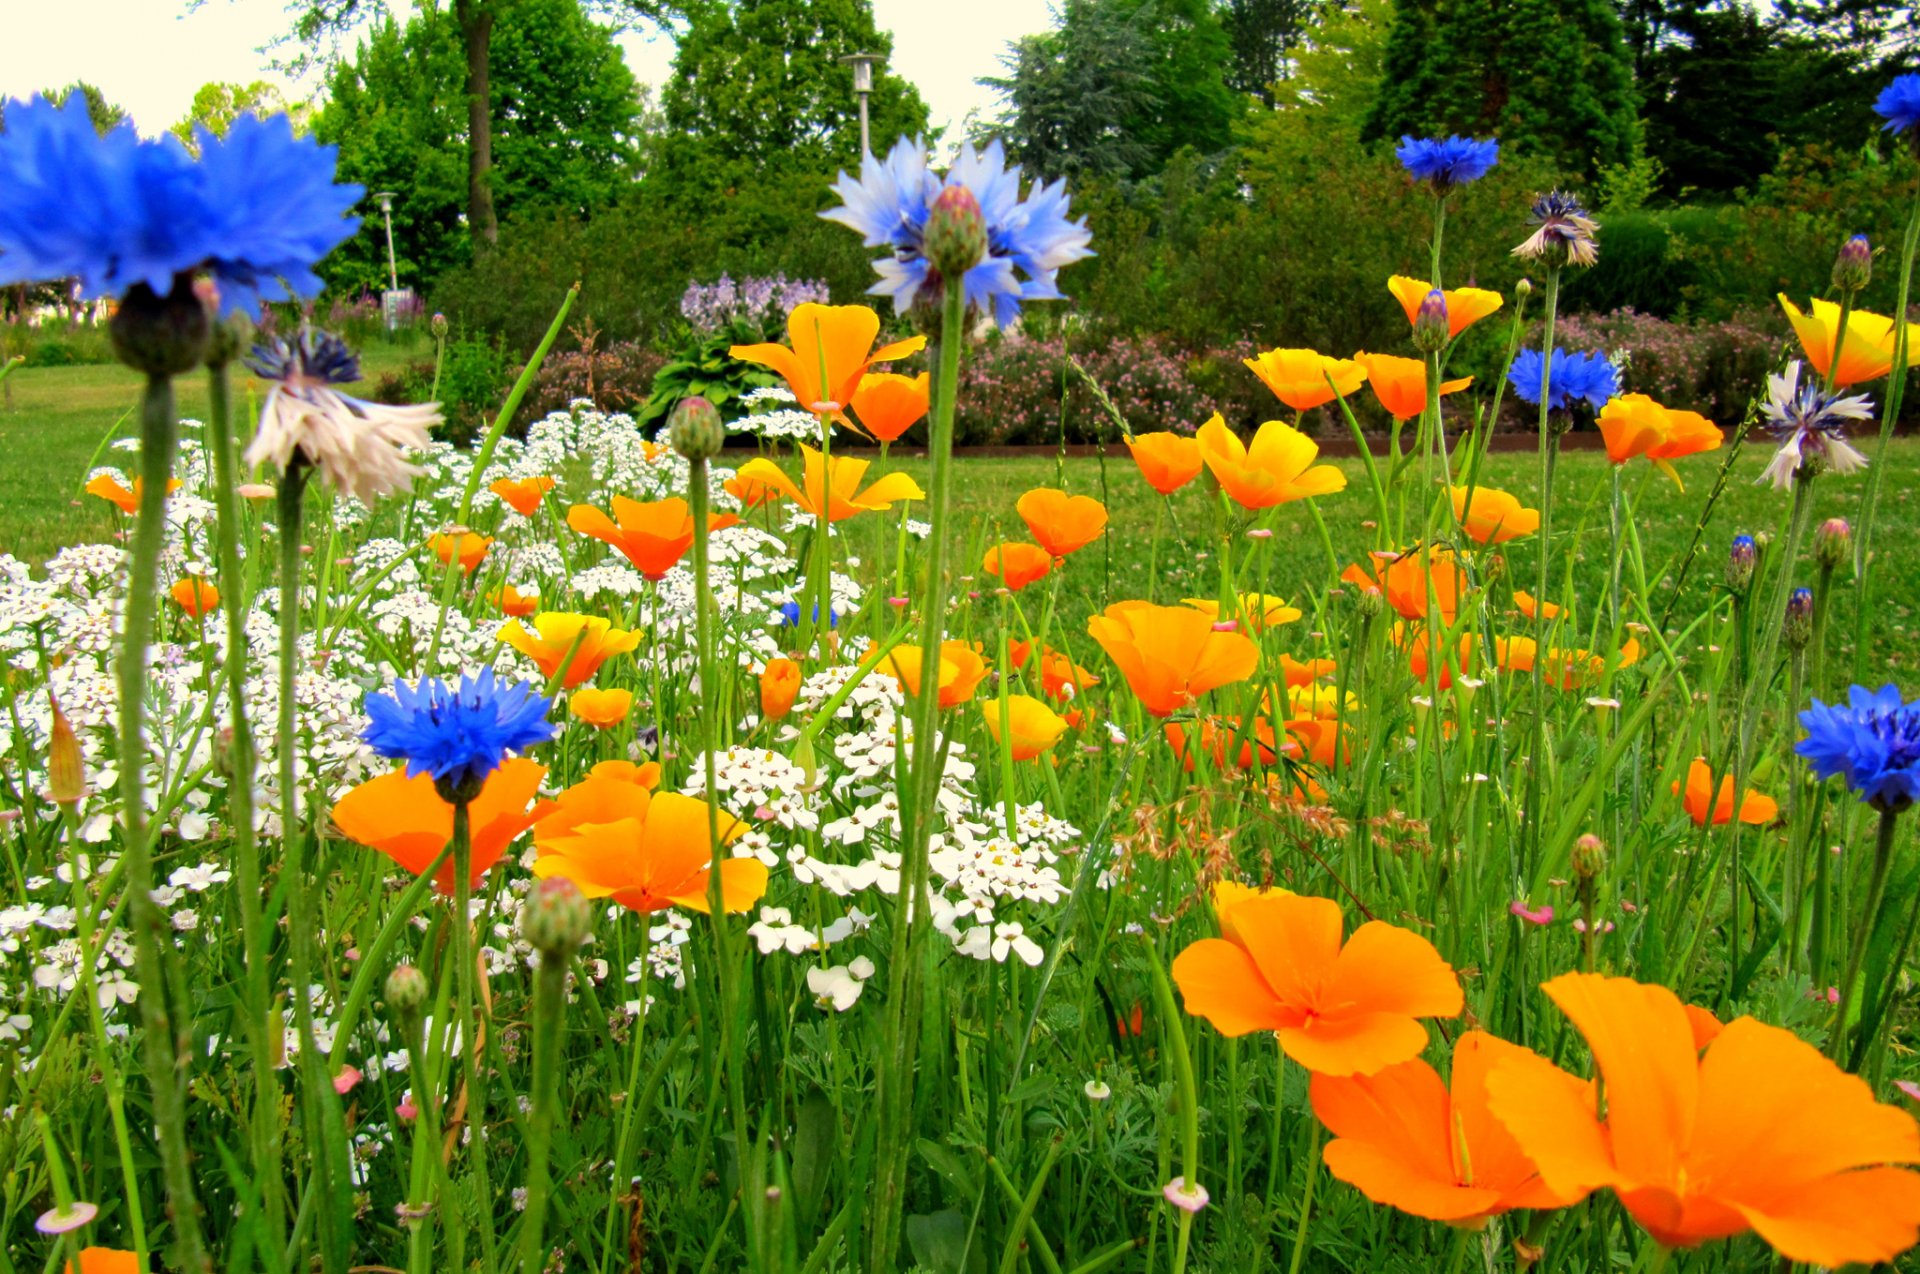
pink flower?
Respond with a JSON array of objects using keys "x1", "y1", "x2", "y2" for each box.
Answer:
[
  {"x1": 1897, "y1": 1080, "x2": 1920, "y2": 1104},
  {"x1": 333, "y1": 1065, "x2": 363, "y2": 1095},
  {"x1": 1572, "y1": 918, "x2": 1615, "y2": 935},
  {"x1": 1509, "y1": 901, "x2": 1554, "y2": 926},
  {"x1": 1162, "y1": 1177, "x2": 1210, "y2": 1213},
  {"x1": 1211, "y1": 621, "x2": 1239, "y2": 633},
  {"x1": 397, "y1": 1095, "x2": 419, "y2": 1123}
]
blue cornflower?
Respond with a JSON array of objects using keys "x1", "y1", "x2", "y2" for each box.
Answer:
[
  {"x1": 0, "y1": 95, "x2": 359, "y2": 312},
  {"x1": 823, "y1": 136, "x2": 1093, "y2": 326},
  {"x1": 363, "y1": 669, "x2": 556, "y2": 798},
  {"x1": 1507, "y1": 348, "x2": 1619, "y2": 413},
  {"x1": 1874, "y1": 73, "x2": 1920, "y2": 135},
  {"x1": 1757, "y1": 360, "x2": 1874, "y2": 491},
  {"x1": 775, "y1": 601, "x2": 838, "y2": 629},
  {"x1": 1395, "y1": 135, "x2": 1500, "y2": 191},
  {"x1": 1797, "y1": 684, "x2": 1920, "y2": 812}
]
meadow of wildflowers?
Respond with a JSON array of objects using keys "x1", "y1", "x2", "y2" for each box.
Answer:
[{"x1": 6, "y1": 72, "x2": 1920, "y2": 1274}]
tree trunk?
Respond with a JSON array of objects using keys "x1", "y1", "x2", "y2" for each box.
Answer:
[{"x1": 455, "y1": 0, "x2": 498, "y2": 247}]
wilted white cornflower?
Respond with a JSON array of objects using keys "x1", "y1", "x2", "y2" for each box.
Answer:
[{"x1": 1758, "y1": 360, "x2": 1874, "y2": 491}]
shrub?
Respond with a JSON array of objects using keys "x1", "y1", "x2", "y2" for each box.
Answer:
[
  {"x1": 517, "y1": 339, "x2": 669, "y2": 424},
  {"x1": 1547, "y1": 307, "x2": 1780, "y2": 423},
  {"x1": 437, "y1": 335, "x2": 511, "y2": 446}
]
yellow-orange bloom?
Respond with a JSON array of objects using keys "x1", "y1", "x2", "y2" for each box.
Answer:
[
  {"x1": 430, "y1": 530, "x2": 493, "y2": 573},
  {"x1": 1387, "y1": 276, "x2": 1504, "y2": 339},
  {"x1": 1496, "y1": 635, "x2": 1642, "y2": 689},
  {"x1": 725, "y1": 472, "x2": 783, "y2": 509},
  {"x1": 729, "y1": 302, "x2": 925, "y2": 415},
  {"x1": 1674, "y1": 757, "x2": 1777, "y2": 826},
  {"x1": 1596, "y1": 394, "x2": 1722, "y2": 490},
  {"x1": 1086, "y1": 600, "x2": 1259, "y2": 717},
  {"x1": 983, "y1": 541, "x2": 1054, "y2": 591},
  {"x1": 1197, "y1": 413, "x2": 1347, "y2": 509},
  {"x1": 589, "y1": 758, "x2": 661, "y2": 789},
  {"x1": 533, "y1": 775, "x2": 766, "y2": 915},
  {"x1": 1172, "y1": 891, "x2": 1462, "y2": 1075},
  {"x1": 569, "y1": 687, "x2": 633, "y2": 729},
  {"x1": 1016, "y1": 487, "x2": 1108, "y2": 558},
  {"x1": 983, "y1": 694, "x2": 1071, "y2": 760},
  {"x1": 1311, "y1": 1031, "x2": 1583, "y2": 1225},
  {"x1": 567, "y1": 495, "x2": 740, "y2": 579},
  {"x1": 1009, "y1": 642, "x2": 1100, "y2": 701},
  {"x1": 492, "y1": 583, "x2": 540, "y2": 617},
  {"x1": 1513, "y1": 590, "x2": 1561, "y2": 620},
  {"x1": 502, "y1": 612, "x2": 641, "y2": 689},
  {"x1": 883, "y1": 641, "x2": 990, "y2": 708},
  {"x1": 170, "y1": 576, "x2": 220, "y2": 617},
  {"x1": 1485, "y1": 972, "x2": 1920, "y2": 1267},
  {"x1": 85, "y1": 474, "x2": 179, "y2": 514},
  {"x1": 1341, "y1": 548, "x2": 1467, "y2": 624},
  {"x1": 731, "y1": 444, "x2": 924, "y2": 523},
  {"x1": 68, "y1": 1250, "x2": 140, "y2": 1274},
  {"x1": 1244, "y1": 348, "x2": 1368, "y2": 413},
  {"x1": 1450, "y1": 486, "x2": 1540, "y2": 544},
  {"x1": 1779, "y1": 294, "x2": 1920, "y2": 387},
  {"x1": 1165, "y1": 714, "x2": 1286, "y2": 772},
  {"x1": 1125, "y1": 431, "x2": 1205, "y2": 494},
  {"x1": 489, "y1": 475, "x2": 555, "y2": 516},
  {"x1": 760, "y1": 657, "x2": 801, "y2": 721},
  {"x1": 849, "y1": 370, "x2": 930, "y2": 442},
  {"x1": 1280, "y1": 653, "x2": 1337, "y2": 686},
  {"x1": 1354, "y1": 351, "x2": 1471, "y2": 421},
  {"x1": 1183, "y1": 592, "x2": 1302, "y2": 632},
  {"x1": 331, "y1": 759, "x2": 546, "y2": 894}
]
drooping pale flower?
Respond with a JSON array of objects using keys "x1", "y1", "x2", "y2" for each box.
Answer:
[
  {"x1": 1395, "y1": 135, "x2": 1499, "y2": 191},
  {"x1": 363, "y1": 669, "x2": 557, "y2": 799},
  {"x1": 244, "y1": 328, "x2": 441, "y2": 505},
  {"x1": 1757, "y1": 360, "x2": 1874, "y2": 491},
  {"x1": 1513, "y1": 191, "x2": 1599, "y2": 267}
]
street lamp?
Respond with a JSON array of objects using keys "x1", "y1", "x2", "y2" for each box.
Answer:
[
  {"x1": 373, "y1": 191, "x2": 405, "y2": 333},
  {"x1": 838, "y1": 52, "x2": 883, "y2": 157}
]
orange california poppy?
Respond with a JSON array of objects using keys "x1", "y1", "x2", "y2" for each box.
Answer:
[
  {"x1": 331, "y1": 759, "x2": 546, "y2": 894},
  {"x1": 1779, "y1": 294, "x2": 1920, "y2": 387},
  {"x1": 1485, "y1": 972, "x2": 1920, "y2": 1267},
  {"x1": 725, "y1": 472, "x2": 783, "y2": 510},
  {"x1": 1016, "y1": 487, "x2": 1109, "y2": 558},
  {"x1": 489, "y1": 475, "x2": 555, "y2": 516},
  {"x1": 1673, "y1": 758, "x2": 1777, "y2": 826},
  {"x1": 1400, "y1": 623, "x2": 1477, "y2": 690},
  {"x1": 1342, "y1": 548, "x2": 1467, "y2": 624},
  {"x1": 170, "y1": 576, "x2": 220, "y2": 618},
  {"x1": 568, "y1": 687, "x2": 632, "y2": 729},
  {"x1": 532, "y1": 774, "x2": 767, "y2": 914},
  {"x1": 1280, "y1": 653, "x2": 1337, "y2": 686},
  {"x1": 1197, "y1": 414, "x2": 1348, "y2": 509},
  {"x1": 502, "y1": 612, "x2": 642, "y2": 689},
  {"x1": 1495, "y1": 635, "x2": 1641, "y2": 689},
  {"x1": 1171, "y1": 891, "x2": 1462, "y2": 1075},
  {"x1": 850, "y1": 370, "x2": 930, "y2": 442},
  {"x1": 1387, "y1": 276, "x2": 1504, "y2": 340},
  {"x1": 730, "y1": 444, "x2": 924, "y2": 523},
  {"x1": 1034, "y1": 648, "x2": 1099, "y2": 701},
  {"x1": 1312, "y1": 1030, "x2": 1584, "y2": 1226},
  {"x1": 429, "y1": 530, "x2": 494, "y2": 574},
  {"x1": 760, "y1": 657, "x2": 801, "y2": 721},
  {"x1": 84, "y1": 474, "x2": 179, "y2": 514},
  {"x1": 983, "y1": 541, "x2": 1054, "y2": 591},
  {"x1": 1243, "y1": 349, "x2": 1369, "y2": 414},
  {"x1": 492, "y1": 583, "x2": 539, "y2": 618},
  {"x1": 983, "y1": 694, "x2": 1072, "y2": 760},
  {"x1": 1355, "y1": 351, "x2": 1472, "y2": 422},
  {"x1": 1595, "y1": 394, "x2": 1723, "y2": 490},
  {"x1": 1165, "y1": 714, "x2": 1287, "y2": 772},
  {"x1": 883, "y1": 641, "x2": 990, "y2": 708},
  {"x1": 1086, "y1": 600, "x2": 1259, "y2": 717},
  {"x1": 568, "y1": 496, "x2": 740, "y2": 580},
  {"x1": 1126, "y1": 431, "x2": 1205, "y2": 494},
  {"x1": 1183, "y1": 592, "x2": 1303, "y2": 633},
  {"x1": 1450, "y1": 486, "x2": 1540, "y2": 544},
  {"x1": 1513, "y1": 590, "x2": 1561, "y2": 620},
  {"x1": 68, "y1": 1250, "x2": 140, "y2": 1274},
  {"x1": 589, "y1": 758, "x2": 662, "y2": 789},
  {"x1": 729, "y1": 302, "x2": 926, "y2": 415}
]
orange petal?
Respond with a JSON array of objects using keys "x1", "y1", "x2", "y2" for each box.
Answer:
[{"x1": 1170, "y1": 937, "x2": 1294, "y2": 1036}]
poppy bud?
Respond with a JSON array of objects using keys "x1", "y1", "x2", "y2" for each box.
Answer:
[
  {"x1": 759, "y1": 657, "x2": 801, "y2": 722},
  {"x1": 1832, "y1": 235, "x2": 1872, "y2": 294},
  {"x1": 669, "y1": 395, "x2": 726, "y2": 462},
  {"x1": 924, "y1": 185, "x2": 988, "y2": 290},
  {"x1": 385, "y1": 963, "x2": 429, "y2": 1016},
  {"x1": 1813, "y1": 517, "x2": 1852, "y2": 571},
  {"x1": 47, "y1": 693, "x2": 86, "y2": 809},
  {"x1": 1411, "y1": 289, "x2": 1450, "y2": 352},
  {"x1": 1725, "y1": 535, "x2": 1756, "y2": 593},
  {"x1": 110, "y1": 275, "x2": 213, "y2": 378},
  {"x1": 1783, "y1": 587, "x2": 1815, "y2": 652},
  {"x1": 1352, "y1": 586, "x2": 1385, "y2": 620},
  {"x1": 520, "y1": 876, "x2": 592, "y2": 957},
  {"x1": 1571, "y1": 833, "x2": 1607, "y2": 880}
]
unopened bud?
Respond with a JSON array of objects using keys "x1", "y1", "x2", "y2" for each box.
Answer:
[
  {"x1": 669, "y1": 395, "x2": 726, "y2": 462},
  {"x1": 47, "y1": 693, "x2": 86, "y2": 809},
  {"x1": 1412, "y1": 289, "x2": 1450, "y2": 352},
  {"x1": 1832, "y1": 235, "x2": 1872, "y2": 294},
  {"x1": 110, "y1": 276, "x2": 213, "y2": 378},
  {"x1": 924, "y1": 185, "x2": 988, "y2": 290},
  {"x1": 1784, "y1": 587, "x2": 1815, "y2": 652},
  {"x1": 1814, "y1": 517, "x2": 1852, "y2": 571},
  {"x1": 1515, "y1": 278, "x2": 1534, "y2": 300},
  {"x1": 520, "y1": 876, "x2": 592, "y2": 956},
  {"x1": 430, "y1": 312, "x2": 450, "y2": 339},
  {"x1": 385, "y1": 963, "x2": 429, "y2": 1015},
  {"x1": 1352, "y1": 586, "x2": 1385, "y2": 620},
  {"x1": 1725, "y1": 535, "x2": 1756, "y2": 593},
  {"x1": 1483, "y1": 552, "x2": 1507, "y2": 584},
  {"x1": 1571, "y1": 833, "x2": 1607, "y2": 880}
]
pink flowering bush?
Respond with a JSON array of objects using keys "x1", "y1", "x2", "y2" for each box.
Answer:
[{"x1": 1550, "y1": 307, "x2": 1778, "y2": 423}]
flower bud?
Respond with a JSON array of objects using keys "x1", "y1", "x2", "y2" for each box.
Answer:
[
  {"x1": 1515, "y1": 278, "x2": 1534, "y2": 299},
  {"x1": 1482, "y1": 552, "x2": 1507, "y2": 585},
  {"x1": 430, "y1": 312, "x2": 450, "y2": 339},
  {"x1": 669, "y1": 395, "x2": 726, "y2": 462},
  {"x1": 110, "y1": 276, "x2": 213, "y2": 378},
  {"x1": 385, "y1": 963, "x2": 429, "y2": 1016},
  {"x1": 1725, "y1": 535, "x2": 1756, "y2": 593},
  {"x1": 519, "y1": 876, "x2": 593, "y2": 957},
  {"x1": 1571, "y1": 833, "x2": 1607, "y2": 881},
  {"x1": 1411, "y1": 289, "x2": 1450, "y2": 352},
  {"x1": 46, "y1": 693, "x2": 86, "y2": 810},
  {"x1": 1351, "y1": 586, "x2": 1385, "y2": 620},
  {"x1": 923, "y1": 185, "x2": 988, "y2": 289},
  {"x1": 1783, "y1": 587, "x2": 1815, "y2": 652},
  {"x1": 1832, "y1": 235, "x2": 1872, "y2": 294},
  {"x1": 1814, "y1": 517, "x2": 1852, "y2": 571}
]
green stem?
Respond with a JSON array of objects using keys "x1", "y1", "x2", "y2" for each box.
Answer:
[
  {"x1": 450, "y1": 799, "x2": 497, "y2": 1272},
  {"x1": 1830, "y1": 807, "x2": 1902, "y2": 1066},
  {"x1": 1526, "y1": 269, "x2": 1563, "y2": 882},
  {"x1": 518, "y1": 935, "x2": 570, "y2": 1274}
]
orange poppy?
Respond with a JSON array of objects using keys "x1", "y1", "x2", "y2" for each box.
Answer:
[
  {"x1": 501, "y1": 612, "x2": 642, "y2": 689},
  {"x1": 849, "y1": 370, "x2": 930, "y2": 442},
  {"x1": 882, "y1": 641, "x2": 990, "y2": 708},
  {"x1": 729, "y1": 302, "x2": 925, "y2": 415},
  {"x1": 730, "y1": 444, "x2": 924, "y2": 523},
  {"x1": 1243, "y1": 348, "x2": 1368, "y2": 413},
  {"x1": 1183, "y1": 592, "x2": 1303, "y2": 632},
  {"x1": 1280, "y1": 653, "x2": 1338, "y2": 686},
  {"x1": 331, "y1": 759, "x2": 547, "y2": 894},
  {"x1": 1125, "y1": 431, "x2": 1205, "y2": 495},
  {"x1": 1595, "y1": 394, "x2": 1723, "y2": 490},
  {"x1": 588, "y1": 758, "x2": 661, "y2": 789},
  {"x1": 1779, "y1": 295, "x2": 1920, "y2": 387},
  {"x1": 1387, "y1": 276, "x2": 1504, "y2": 340},
  {"x1": 1497, "y1": 635, "x2": 1641, "y2": 689},
  {"x1": 1400, "y1": 623, "x2": 1477, "y2": 690},
  {"x1": 567, "y1": 495, "x2": 741, "y2": 580},
  {"x1": 1165, "y1": 714, "x2": 1286, "y2": 772},
  {"x1": 492, "y1": 583, "x2": 540, "y2": 618},
  {"x1": 1673, "y1": 758, "x2": 1777, "y2": 826},
  {"x1": 1450, "y1": 486, "x2": 1540, "y2": 544},
  {"x1": 1354, "y1": 351, "x2": 1472, "y2": 421},
  {"x1": 170, "y1": 576, "x2": 220, "y2": 617},
  {"x1": 532, "y1": 774, "x2": 767, "y2": 915},
  {"x1": 1311, "y1": 1030, "x2": 1584, "y2": 1225},
  {"x1": 983, "y1": 694, "x2": 1072, "y2": 760},
  {"x1": 1513, "y1": 591, "x2": 1561, "y2": 620},
  {"x1": 1485, "y1": 972, "x2": 1920, "y2": 1267},
  {"x1": 1196, "y1": 414, "x2": 1347, "y2": 509},
  {"x1": 1171, "y1": 891, "x2": 1462, "y2": 1075},
  {"x1": 1016, "y1": 487, "x2": 1109, "y2": 558},
  {"x1": 68, "y1": 1251, "x2": 140, "y2": 1274},
  {"x1": 85, "y1": 474, "x2": 179, "y2": 514},
  {"x1": 760, "y1": 657, "x2": 801, "y2": 721},
  {"x1": 429, "y1": 530, "x2": 494, "y2": 574},
  {"x1": 1342, "y1": 548, "x2": 1467, "y2": 624},
  {"x1": 725, "y1": 472, "x2": 783, "y2": 510},
  {"x1": 983, "y1": 542, "x2": 1054, "y2": 591},
  {"x1": 1086, "y1": 600, "x2": 1259, "y2": 717},
  {"x1": 489, "y1": 476, "x2": 555, "y2": 516},
  {"x1": 1033, "y1": 648, "x2": 1099, "y2": 701},
  {"x1": 568, "y1": 687, "x2": 633, "y2": 729}
]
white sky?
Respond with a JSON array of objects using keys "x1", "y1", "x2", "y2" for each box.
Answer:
[{"x1": 0, "y1": 0, "x2": 1052, "y2": 138}]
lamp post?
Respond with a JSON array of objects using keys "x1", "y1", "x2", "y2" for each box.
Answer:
[
  {"x1": 374, "y1": 191, "x2": 402, "y2": 332},
  {"x1": 838, "y1": 52, "x2": 883, "y2": 156}
]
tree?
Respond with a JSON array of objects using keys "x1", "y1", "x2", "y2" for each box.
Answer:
[
  {"x1": 8, "y1": 83, "x2": 129, "y2": 134},
  {"x1": 1221, "y1": 0, "x2": 1321, "y2": 104},
  {"x1": 170, "y1": 82, "x2": 312, "y2": 149}
]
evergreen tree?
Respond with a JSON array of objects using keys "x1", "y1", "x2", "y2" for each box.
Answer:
[{"x1": 1221, "y1": 0, "x2": 1320, "y2": 104}]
